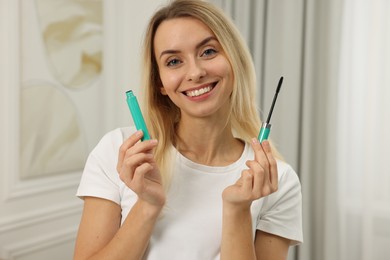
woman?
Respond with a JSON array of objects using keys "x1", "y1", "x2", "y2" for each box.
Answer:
[{"x1": 74, "y1": 0, "x2": 303, "y2": 259}]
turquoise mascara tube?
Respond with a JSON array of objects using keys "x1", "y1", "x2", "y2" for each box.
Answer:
[
  {"x1": 258, "y1": 77, "x2": 284, "y2": 142},
  {"x1": 126, "y1": 90, "x2": 151, "y2": 141}
]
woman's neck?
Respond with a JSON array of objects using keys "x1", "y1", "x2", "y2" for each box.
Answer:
[{"x1": 175, "y1": 116, "x2": 244, "y2": 166}]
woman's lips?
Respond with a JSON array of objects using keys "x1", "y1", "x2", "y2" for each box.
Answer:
[{"x1": 183, "y1": 82, "x2": 217, "y2": 97}]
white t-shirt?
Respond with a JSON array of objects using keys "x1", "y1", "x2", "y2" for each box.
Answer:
[{"x1": 77, "y1": 127, "x2": 303, "y2": 259}]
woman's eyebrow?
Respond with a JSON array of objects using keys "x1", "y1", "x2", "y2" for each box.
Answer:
[
  {"x1": 195, "y1": 36, "x2": 217, "y2": 49},
  {"x1": 159, "y1": 49, "x2": 180, "y2": 59},
  {"x1": 159, "y1": 36, "x2": 218, "y2": 59}
]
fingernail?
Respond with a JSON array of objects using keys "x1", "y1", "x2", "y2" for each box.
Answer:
[
  {"x1": 252, "y1": 138, "x2": 259, "y2": 144},
  {"x1": 262, "y1": 140, "x2": 270, "y2": 150},
  {"x1": 135, "y1": 130, "x2": 143, "y2": 137}
]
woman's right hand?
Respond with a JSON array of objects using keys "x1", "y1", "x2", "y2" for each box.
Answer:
[{"x1": 117, "y1": 130, "x2": 166, "y2": 211}]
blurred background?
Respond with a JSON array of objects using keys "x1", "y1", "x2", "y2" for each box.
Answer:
[{"x1": 0, "y1": 0, "x2": 389, "y2": 259}]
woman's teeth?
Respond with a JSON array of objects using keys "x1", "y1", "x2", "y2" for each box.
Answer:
[{"x1": 185, "y1": 86, "x2": 213, "y2": 97}]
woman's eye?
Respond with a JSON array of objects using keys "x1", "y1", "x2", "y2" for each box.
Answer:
[
  {"x1": 166, "y1": 58, "x2": 181, "y2": 67},
  {"x1": 202, "y1": 48, "x2": 217, "y2": 57}
]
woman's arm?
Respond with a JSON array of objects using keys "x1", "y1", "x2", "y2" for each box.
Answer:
[
  {"x1": 254, "y1": 231, "x2": 290, "y2": 260},
  {"x1": 220, "y1": 210, "x2": 291, "y2": 260},
  {"x1": 74, "y1": 131, "x2": 165, "y2": 259},
  {"x1": 220, "y1": 202, "x2": 256, "y2": 259},
  {"x1": 220, "y1": 139, "x2": 279, "y2": 260},
  {"x1": 74, "y1": 196, "x2": 162, "y2": 260}
]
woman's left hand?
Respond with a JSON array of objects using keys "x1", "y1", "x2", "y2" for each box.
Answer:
[{"x1": 222, "y1": 139, "x2": 278, "y2": 210}]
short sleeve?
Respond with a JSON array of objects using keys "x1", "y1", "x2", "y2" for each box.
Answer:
[
  {"x1": 256, "y1": 162, "x2": 303, "y2": 245},
  {"x1": 76, "y1": 128, "x2": 133, "y2": 205}
]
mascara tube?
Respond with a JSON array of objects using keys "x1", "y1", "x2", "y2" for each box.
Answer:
[
  {"x1": 126, "y1": 90, "x2": 151, "y2": 141},
  {"x1": 258, "y1": 122, "x2": 271, "y2": 142}
]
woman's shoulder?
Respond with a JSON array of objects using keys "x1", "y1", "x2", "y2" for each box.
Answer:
[
  {"x1": 91, "y1": 126, "x2": 137, "y2": 155},
  {"x1": 99, "y1": 126, "x2": 136, "y2": 144},
  {"x1": 275, "y1": 159, "x2": 301, "y2": 187},
  {"x1": 104, "y1": 126, "x2": 137, "y2": 140},
  {"x1": 77, "y1": 127, "x2": 137, "y2": 203},
  {"x1": 276, "y1": 160, "x2": 295, "y2": 174}
]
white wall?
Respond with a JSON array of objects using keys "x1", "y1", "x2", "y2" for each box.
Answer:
[{"x1": 0, "y1": 1, "x2": 166, "y2": 259}]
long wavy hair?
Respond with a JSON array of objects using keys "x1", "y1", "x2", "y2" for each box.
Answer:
[{"x1": 141, "y1": 0, "x2": 282, "y2": 187}]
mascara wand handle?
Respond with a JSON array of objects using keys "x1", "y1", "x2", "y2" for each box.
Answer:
[{"x1": 258, "y1": 122, "x2": 271, "y2": 142}]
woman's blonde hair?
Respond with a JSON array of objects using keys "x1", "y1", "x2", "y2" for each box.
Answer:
[{"x1": 141, "y1": 0, "x2": 281, "y2": 187}]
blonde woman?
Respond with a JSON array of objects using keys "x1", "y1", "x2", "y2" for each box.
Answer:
[{"x1": 74, "y1": 0, "x2": 303, "y2": 259}]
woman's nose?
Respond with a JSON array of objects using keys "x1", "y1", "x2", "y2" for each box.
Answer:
[{"x1": 186, "y1": 59, "x2": 206, "y2": 82}]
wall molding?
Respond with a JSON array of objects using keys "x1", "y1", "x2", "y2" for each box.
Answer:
[
  {"x1": 0, "y1": 226, "x2": 78, "y2": 260},
  {"x1": 3, "y1": 172, "x2": 82, "y2": 202},
  {"x1": 0, "y1": 201, "x2": 82, "y2": 234}
]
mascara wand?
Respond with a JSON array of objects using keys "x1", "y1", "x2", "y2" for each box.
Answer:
[{"x1": 258, "y1": 76, "x2": 284, "y2": 142}]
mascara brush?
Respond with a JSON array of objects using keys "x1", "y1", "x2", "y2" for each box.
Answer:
[{"x1": 258, "y1": 76, "x2": 284, "y2": 142}]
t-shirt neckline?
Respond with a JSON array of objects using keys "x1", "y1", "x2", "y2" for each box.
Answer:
[{"x1": 173, "y1": 141, "x2": 251, "y2": 174}]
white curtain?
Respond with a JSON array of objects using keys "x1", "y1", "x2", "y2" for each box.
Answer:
[
  {"x1": 336, "y1": 0, "x2": 390, "y2": 259},
  {"x1": 301, "y1": 0, "x2": 390, "y2": 260}
]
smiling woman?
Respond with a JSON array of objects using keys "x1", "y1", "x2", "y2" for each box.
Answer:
[
  {"x1": 74, "y1": 1, "x2": 303, "y2": 259},
  {"x1": 155, "y1": 17, "x2": 233, "y2": 119}
]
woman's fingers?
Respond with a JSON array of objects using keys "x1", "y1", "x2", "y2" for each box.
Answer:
[
  {"x1": 115, "y1": 132, "x2": 165, "y2": 207},
  {"x1": 130, "y1": 162, "x2": 166, "y2": 207},
  {"x1": 251, "y1": 138, "x2": 270, "y2": 173},
  {"x1": 223, "y1": 139, "x2": 280, "y2": 209},
  {"x1": 246, "y1": 139, "x2": 279, "y2": 197},
  {"x1": 117, "y1": 131, "x2": 158, "y2": 189},
  {"x1": 119, "y1": 153, "x2": 154, "y2": 185},
  {"x1": 241, "y1": 170, "x2": 254, "y2": 193},
  {"x1": 131, "y1": 163, "x2": 152, "y2": 190},
  {"x1": 117, "y1": 132, "x2": 157, "y2": 173},
  {"x1": 260, "y1": 140, "x2": 278, "y2": 192},
  {"x1": 117, "y1": 130, "x2": 143, "y2": 172},
  {"x1": 245, "y1": 160, "x2": 265, "y2": 198}
]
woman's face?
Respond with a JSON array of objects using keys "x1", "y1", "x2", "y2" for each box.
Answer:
[{"x1": 154, "y1": 17, "x2": 233, "y2": 120}]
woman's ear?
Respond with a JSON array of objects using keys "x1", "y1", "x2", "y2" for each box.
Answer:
[{"x1": 160, "y1": 87, "x2": 167, "y2": 95}]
